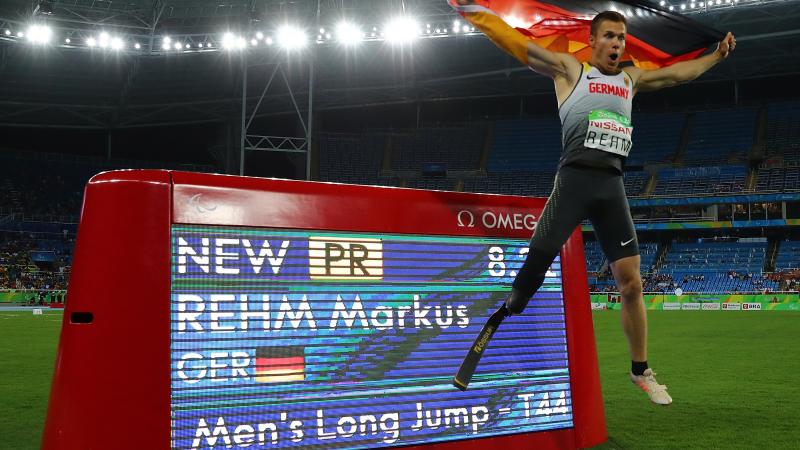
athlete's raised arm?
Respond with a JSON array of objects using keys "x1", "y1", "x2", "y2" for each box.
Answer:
[
  {"x1": 453, "y1": 0, "x2": 581, "y2": 84},
  {"x1": 626, "y1": 32, "x2": 736, "y2": 93}
]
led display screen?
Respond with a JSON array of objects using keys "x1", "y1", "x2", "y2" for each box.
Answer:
[{"x1": 170, "y1": 225, "x2": 573, "y2": 450}]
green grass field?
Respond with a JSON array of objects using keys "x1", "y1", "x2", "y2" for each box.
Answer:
[{"x1": 1, "y1": 310, "x2": 798, "y2": 449}]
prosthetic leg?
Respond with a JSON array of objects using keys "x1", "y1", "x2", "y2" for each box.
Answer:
[{"x1": 453, "y1": 250, "x2": 553, "y2": 390}]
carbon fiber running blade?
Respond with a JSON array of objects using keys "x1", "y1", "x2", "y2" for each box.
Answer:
[{"x1": 453, "y1": 304, "x2": 507, "y2": 391}]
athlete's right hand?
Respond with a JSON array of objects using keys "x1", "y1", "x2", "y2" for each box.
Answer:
[{"x1": 716, "y1": 32, "x2": 736, "y2": 58}]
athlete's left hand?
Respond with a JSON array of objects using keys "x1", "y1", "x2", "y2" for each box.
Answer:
[{"x1": 716, "y1": 32, "x2": 736, "y2": 58}]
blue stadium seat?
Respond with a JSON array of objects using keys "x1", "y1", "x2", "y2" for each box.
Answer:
[
  {"x1": 652, "y1": 166, "x2": 747, "y2": 196},
  {"x1": 683, "y1": 108, "x2": 757, "y2": 165}
]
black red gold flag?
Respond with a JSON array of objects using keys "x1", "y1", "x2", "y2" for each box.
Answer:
[
  {"x1": 449, "y1": 0, "x2": 724, "y2": 69},
  {"x1": 255, "y1": 346, "x2": 305, "y2": 383}
]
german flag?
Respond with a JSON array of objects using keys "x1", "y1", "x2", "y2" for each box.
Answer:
[
  {"x1": 255, "y1": 346, "x2": 305, "y2": 383},
  {"x1": 449, "y1": 0, "x2": 724, "y2": 69}
]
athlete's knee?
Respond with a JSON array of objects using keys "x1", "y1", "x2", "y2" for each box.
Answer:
[
  {"x1": 507, "y1": 248, "x2": 557, "y2": 314},
  {"x1": 617, "y1": 274, "x2": 642, "y2": 302}
]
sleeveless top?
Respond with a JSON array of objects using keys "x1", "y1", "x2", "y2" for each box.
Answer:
[{"x1": 558, "y1": 62, "x2": 634, "y2": 172}]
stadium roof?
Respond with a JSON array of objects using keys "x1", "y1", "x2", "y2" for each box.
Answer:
[{"x1": 0, "y1": 0, "x2": 799, "y2": 129}]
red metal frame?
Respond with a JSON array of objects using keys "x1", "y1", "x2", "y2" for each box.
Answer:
[{"x1": 43, "y1": 170, "x2": 606, "y2": 450}]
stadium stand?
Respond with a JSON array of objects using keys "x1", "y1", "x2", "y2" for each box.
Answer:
[
  {"x1": 0, "y1": 231, "x2": 72, "y2": 292},
  {"x1": 460, "y1": 117, "x2": 563, "y2": 197},
  {"x1": 765, "y1": 100, "x2": 800, "y2": 158},
  {"x1": 625, "y1": 111, "x2": 686, "y2": 166},
  {"x1": 774, "y1": 240, "x2": 800, "y2": 271},
  {"x1": 318, "y1": 133, "x2": 389, "y2": 186},
  {"x1": 5, "y1": 100, "x2": 800, "y2": 299},
  {"x1": 390, "y1": 127, "x2": 484, "y2": 171},
  {"x1": 584, "y1": 240, "x2": 606, "y2": 273},
  {"x1": 652, "y1": 166, "x2": 747, "y2": 196},
  {"x1": 463, "y1": 171, "x2": 555, "y2": 197},
  {"x1": 0, "y1": 149, "x2": 213, "y2": 220},
  {"x1": 487, "y1": 117, "x2": 562, "y2": 172},
  {"x1": 656, "y1": 240, "x2": 779, "y2": 292},
  {"x1": 683, "y1": 107, "x2": 757, "y2": 165},
  {"x1": 587, "y1": 241, "x2": 659, "y2": 292},
  {"x1": 754, "y1": 166, "x2": 800, "y2": 192},
  {"x1": 404, "y1": 178, "x2": 456, "y2": 191},
  {"x1": 623, "y1": 171, "x2": 650, "y2": 196}
]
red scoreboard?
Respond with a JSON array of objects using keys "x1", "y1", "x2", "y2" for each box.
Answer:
[{"x1": 42, "y1": 170, "x2": 607, "y2": 450}]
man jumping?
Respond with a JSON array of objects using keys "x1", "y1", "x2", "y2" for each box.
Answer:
[{"x1": 453, "y1": 0, "x2": 736, "y2": 405}]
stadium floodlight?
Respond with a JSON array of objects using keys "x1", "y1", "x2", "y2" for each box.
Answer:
[
  {"x1": 660, "y1": 0, "x2": 665, "y2": 5},
  {"x1": 134, "y1": 42, "x2": 141, "y2": 49},
  {"x1": 383, "y1": 17, "x2": 419, "y2": 44},
  {"x1": 222, "y1": 32, "x2": 236, "y2": 49},
  {"x1": 162, "y1": 41, "x2": 170, "y2": 50},
  {"x1": 336, "y1": 22, "x2": 363, "y2": 45},
  {"x1": 256, "y1": 31, "x2": 263, "y2": 40},
  {"x1": 251, "y1": 38, "x2": 258, "y2": 46},
  {"x1": 26, "y1": 25, "x2": 52, "y2": 44},
  {"x1": 670, "y1": 5, "x2": 675, "y2": 9},
  {"x1": 184, "y1": 43, "x2": 190, "y2": 49},
  {"x1": 87, "y1": 37, "x2": 96, "y2": 47},
  {"x1": 222, "y1": 32, "x2": 246, "y2": 50},
  {"x1": 17, "y1": 31, "x2": 24, "y2": 38},
  {"x1": 462, "y1": 25, "x2": 470, "y2": 33},
  {"x1": 277, "y1": 25, "x2": 307, "y2": 50},
  {"x1": 174, "y1": 42, "x2": 182, "y2": 50},
  {"x1": 111, "y1": 37, "x2": 123, "y2": 50},
  {"x1": 64, "y1": 38, "x2": 70, "y2": 43},
  {"x1": 4, "y1": 29, "x2": 11, "y2": 36},
  {"x1": 265, "y1": 37, "x2": 273, "y2": 45}
]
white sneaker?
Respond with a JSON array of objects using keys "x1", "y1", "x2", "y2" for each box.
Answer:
[{"x1": 630, "y1": 368, "x2": 672, "y2": 405}]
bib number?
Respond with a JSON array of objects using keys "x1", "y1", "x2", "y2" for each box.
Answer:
[{"x1": 584, "y1": 110, "x2": 633, "y2": 157}]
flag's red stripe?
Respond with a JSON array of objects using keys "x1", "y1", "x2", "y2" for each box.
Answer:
[
  {"x1": 256, "y1": 367, "x2": 305, "y2": 375},
  {"x1": 255, "y1": 356, "x2": 304, "y2": 367}
]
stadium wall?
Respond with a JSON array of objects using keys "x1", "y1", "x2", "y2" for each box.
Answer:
[{"x1": 592, "y1": 293, "x2": 800, "y2": 311}]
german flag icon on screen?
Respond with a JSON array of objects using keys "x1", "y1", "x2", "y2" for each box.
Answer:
[{"x1": 255, "y1": 346, "x2": 305, "y2": 383}]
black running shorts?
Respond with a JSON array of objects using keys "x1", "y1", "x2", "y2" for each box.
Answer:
[{"x1": 529, "y1": 164, "x2": 639, "y2": 263}]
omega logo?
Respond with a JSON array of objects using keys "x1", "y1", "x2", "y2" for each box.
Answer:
[{"x1": 457, "y1": 210, "x2": 537, "y2": 231}]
